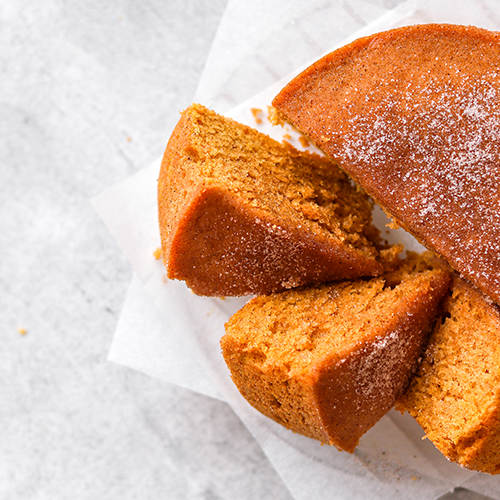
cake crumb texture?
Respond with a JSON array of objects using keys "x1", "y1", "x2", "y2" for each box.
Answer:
[{"x1": 397, "y1": 275, "x2": 500, "y2": 474}]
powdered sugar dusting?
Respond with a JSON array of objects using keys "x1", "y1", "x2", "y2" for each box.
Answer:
[
  {"x1": 347, "y1": 320, "x2": 414, "y2": 415},
  {"x1": 337, "y1": 70, "x2": 500, "y2": 298},
  {"x1": 279, "y1": 27, "x2": 500, "y2": 302}
]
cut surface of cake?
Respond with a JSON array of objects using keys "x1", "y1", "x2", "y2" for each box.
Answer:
[
  {"x1": 158, "y1": 103, "x2": 384, "y2": 296},
  {"x1": 221, "y1": 253, "x2": 451, "y2": 452},
  {"x1": 272, "y1": 24, "x2": 500, "y2": 305},
  {"x1": 397, "y1": 276, "x2": 500, "y2": 474}
]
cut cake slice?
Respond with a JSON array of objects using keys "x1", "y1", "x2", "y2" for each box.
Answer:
[
  {"x1": 221, "y1": 253, "x2": 451, "y2": 452},
  {"x1": 272, "y1": 24, "x2": 500, "y2": 305},
  {"x1": 158, "y1": 103, "x2": 384, "y2": 296},
  {"x1": 397, "y1": 275, "x2": 500, "y2": 474}
]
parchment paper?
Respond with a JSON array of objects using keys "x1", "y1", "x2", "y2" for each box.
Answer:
[{"x1": 93, "y1": 0, "x2": 500, "y2": 498}]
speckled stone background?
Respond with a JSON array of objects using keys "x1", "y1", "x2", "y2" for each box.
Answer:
[{"x1": 0, "y1": 0, "x2": 496, "y2": 498}]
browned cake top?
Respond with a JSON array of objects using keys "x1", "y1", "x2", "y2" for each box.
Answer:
[{"x1": 273, "y1": 24, "x2": 500, "y2": 304}]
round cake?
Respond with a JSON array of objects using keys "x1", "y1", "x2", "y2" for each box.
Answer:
[{"x1": 273, "y1": 24, "x2": 500, "y2": 305}]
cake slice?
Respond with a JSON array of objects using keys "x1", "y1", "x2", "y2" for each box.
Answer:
[
  {"x1": 221, "y1": 253, "x2": 451, "y2": 452},
  {"x1": 397, "y1": 276, "x2": 500, "y2": 474},
  {"x1": 158, "y1": 104, "x2": 384, "y2": 297},
  {"x1": 272, "y1": 24, "x2": 500, "y2": 305}
]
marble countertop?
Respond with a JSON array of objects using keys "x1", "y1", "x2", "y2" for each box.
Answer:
[{"x1": 0, "y1": 0, "x2": 495, "y2": 498}]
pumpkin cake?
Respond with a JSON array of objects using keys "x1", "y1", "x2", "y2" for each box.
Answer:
[
  {"x1": 397, "y1": 275, "x2": 500, "y2": 474},
  {"x1": 272, "y1": 24, "x2": 500, "y2": 305},
  {"x1": 158, "y1": 104, "x2": 384, "y2": 296},
  {"x1": 221, "y1": 252, "x2": 451, "y2": 452}
]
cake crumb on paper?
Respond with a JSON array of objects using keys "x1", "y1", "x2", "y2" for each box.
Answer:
[
  {"x1": 153, "y1": 247, "x2": 162, "y2": 260},
  {"x1": 268, "y1": 106, "x2": 285, "y2": 126},
  {"x1": 299, "y1": 136, "x2": 310, "y2": 148},
  {"x1": 250, "y1": 107, "x2": 263, "y2": 124}
]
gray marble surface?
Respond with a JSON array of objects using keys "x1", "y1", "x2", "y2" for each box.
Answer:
[
  {"x1": 1, "y1": 1, "x2": 292, "y2": 498},
  {"x1": 0, "y1": 0, "x2": 496, "y2": 498}
]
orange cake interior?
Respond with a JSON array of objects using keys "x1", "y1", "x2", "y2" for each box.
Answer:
[
  {"x1": 272, "y1": 24, "x2": 500, "y2": 305},
  {"x1": 158, "y1": 104, "x2": 385, "y2": 297}
]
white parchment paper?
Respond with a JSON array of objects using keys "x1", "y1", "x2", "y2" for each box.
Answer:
[{"x1": 93, "y1": 0, "x2": 500, "y2": 498}]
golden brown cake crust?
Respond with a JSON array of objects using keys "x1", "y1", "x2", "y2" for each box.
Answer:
[
  {"x1": 158, "y1": 104, "x2": 383, "y2": 296},
  {"x1": 273, "y1": 24, "x2": 500, "y2": 305}
]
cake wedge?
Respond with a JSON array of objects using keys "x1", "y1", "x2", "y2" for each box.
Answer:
[
  {"x1": 221, "y1": 253, "x2": 451, "y2": 452},
  {"x1": 159, "y1": 104, "x2": 384, "y2": 296}
]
